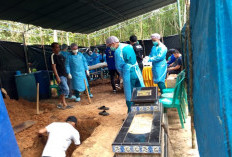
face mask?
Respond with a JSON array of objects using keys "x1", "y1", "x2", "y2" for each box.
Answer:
[
  {"x1": 110, "y1": 47, "x2": 116, "y2": 51},
  {"x1": 97, "y1": 50, "x2": 99, "y2": 53},
  {"x1": 72, "y1": 49, "x2": 78, "y2": 53},
  {"x1": 153, "y1": 41, "x2": 159, "y2": 46}
]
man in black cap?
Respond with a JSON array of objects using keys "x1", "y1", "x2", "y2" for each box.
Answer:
[{"x1": 38, "y1": 116, "x2": 80, "y2": 157}]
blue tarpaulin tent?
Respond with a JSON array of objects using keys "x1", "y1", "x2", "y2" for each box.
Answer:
[
  {"x1": 0, "y1": 91, "x2": 21, "y2": 157},
  {"x1": 189, "y1": 0, "x2": 232, "y2": 156}
]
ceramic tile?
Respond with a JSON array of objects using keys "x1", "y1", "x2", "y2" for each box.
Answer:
[
  {"x1": 112, "y1": 145, "x2": 161, "y2": 154},
  {"x1": 112, "y1": 101, "x2": 163, "y2": 154}
]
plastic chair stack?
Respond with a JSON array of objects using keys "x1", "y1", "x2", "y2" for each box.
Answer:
[
  {"x1": 159, "y1": 70, "x2": 187, "y2": 128},
  {"x1": 162, "y1": 70, "x2": 185, "y2": 95}
]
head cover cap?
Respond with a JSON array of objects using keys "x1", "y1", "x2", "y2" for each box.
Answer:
[
  {"x1": 151, "y1": 33, "x2": 161, "y2": 40},
  {"x1": 61, "y1": 44, "x2": 68, "y2": 50},
  {"x1": 70, "y1": 43, "x2": 78, "y2": 48},
  {"x1": 106, "y1": 36, "x2": 119, "y2": 45},
  {"x1": 66, "y1": 116, "x2": 77, "y2": 126},
  {"x1": 94, "y1": 48, "x2": 99, "y2": 52}
]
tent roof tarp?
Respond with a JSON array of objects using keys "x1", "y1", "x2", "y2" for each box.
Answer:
[{"x1": 0, "y1": 0, "x2": 176, "y2": 34}]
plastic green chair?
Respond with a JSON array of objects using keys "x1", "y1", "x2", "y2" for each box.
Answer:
[
  {"x1": 159, "y1": 76, "x2": 186, "y2": 128},
  {"x1": 179, "y1": 82, "x2": 188, "y2": 118},
  {"x1": 163, "y1": 70, "x2": 185, "y2": 94},
  {"x1": 49, "y1": 73, "x2": 59, "y2": 97},
  {"x1": 161, "y1": 71, "x2": 188, "y2": 119},
  {"x1": 162, "y1": 70, "x2": 185, "y2": 97}
]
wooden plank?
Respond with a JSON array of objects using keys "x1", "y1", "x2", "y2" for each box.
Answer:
[
  {"x1": 13, "y1": 120, "x2": 36, "y2": 134},
  {"x1": 36, "y1": 83, "x2": 40, "y2": 114},
  {"x1": 1, "y1": 88, "x2": 10, "y2": 99}
]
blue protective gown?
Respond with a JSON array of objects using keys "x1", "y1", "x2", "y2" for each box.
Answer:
[
  {"x1": 92, "y1": 53, "x2": 100, "y2": 65},
  {"x1": 60, "y1": 51, "x2": 70, "y2": 66},
  {"x1": 99, "y1": 54, "x2": 106, "y2": 62},
  {"x1": 83, "y1": 53, "x2": 94, "y2": 66},
  {"x1": 66, "y1": 52, "x2": 89, "y2": 92},
  {"x1": 83, "y1": 52, "x2": 89, "y2": 59},
  {"x1": 149, "y1": 42, "x2": 167, "y2": 83},
  {"x1": 60, "y1": 51, "x2": 70, "y2": 59},
  {"x1": 115, "y1": 43, "x2": 145, "y2": 101}
]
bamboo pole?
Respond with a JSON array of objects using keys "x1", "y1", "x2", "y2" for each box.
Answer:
[
  {"x1": 36, "y1": 83, "x2": 40, "y2": 114},
  {"x1": 186, "y1": 0, "x2": 196, "y2": 149},
  {"x1": 84, "y1": 79, "x2": 91, "y2": 104}
]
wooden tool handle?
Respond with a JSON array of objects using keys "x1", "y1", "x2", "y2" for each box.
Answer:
[
  {"x1": 36, "y1": 83, "x2": 40, "y2": 114},
  {"x1": 84, "y1": 79, "x2": 91, "y2": 104}
]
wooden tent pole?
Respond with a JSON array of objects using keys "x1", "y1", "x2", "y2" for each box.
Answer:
[
  {"x1": 36, "y1": 83, "x2": 40, "y2": 114},
  {"x1": 186, "y1": 0, "x2": 196, "y2": 149}
]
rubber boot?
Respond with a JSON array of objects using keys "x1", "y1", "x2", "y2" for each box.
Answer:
[
  {"x1": 87, "y1": 86, "x2": 93, "y2": 98},
  {"x1": 158, "y1": 82, "x2": 166, "y2": 94},
  {"x1": 75, "y1": 90, "x2": 80, "y2": 98}
]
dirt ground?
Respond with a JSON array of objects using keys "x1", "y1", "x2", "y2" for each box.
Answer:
[
  {"x1": 4, "y1": 79, "x2": 199, "y2": 157},
  {"x1": 167, "y1": 109, "x2": 199, "y2": 157}
]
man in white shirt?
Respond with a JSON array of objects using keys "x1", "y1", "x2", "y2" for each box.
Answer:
[{"x1": 38, "y1": 116, "x2": 80, "y2": 157}]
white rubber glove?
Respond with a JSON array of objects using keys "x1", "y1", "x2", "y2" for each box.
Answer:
[
  {"x1": 86, "y1": 70, "x2": 90, "y2": 76},
  {"x1": 68, "y1": 74, "x2": 72, "y2": 79}
]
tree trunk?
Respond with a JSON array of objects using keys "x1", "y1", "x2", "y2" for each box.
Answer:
[
  {"x1": 53, "y1": 30, "x2": 58, "y2": 42},
  {"x1": 66, "y1": 32, "x2": 70, "y2": 45},
  {"x1": 87, "y1": 35, "x2": 90, "y2": 47},
  {"x1": 119, "y1": 24, "x2": 122, "y2": 39},
  {"x1": 140, "y1": 16, "x2": 143, "y2": 39},
  {"x1": 94, "y1": 36, "x2": 96, "y2": 46}
]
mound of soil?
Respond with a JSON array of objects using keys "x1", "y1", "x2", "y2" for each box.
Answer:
[{"x1": 4, "y1": 79, "x2": 199, "y2": 157}]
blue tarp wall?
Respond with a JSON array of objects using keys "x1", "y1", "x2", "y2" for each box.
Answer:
[
  {"x1": 189, "y1": 0, "x2": 232, "y2": 156},
  {"x1": 0, "y1": 91, "x2": 21, "y2": 157}
]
